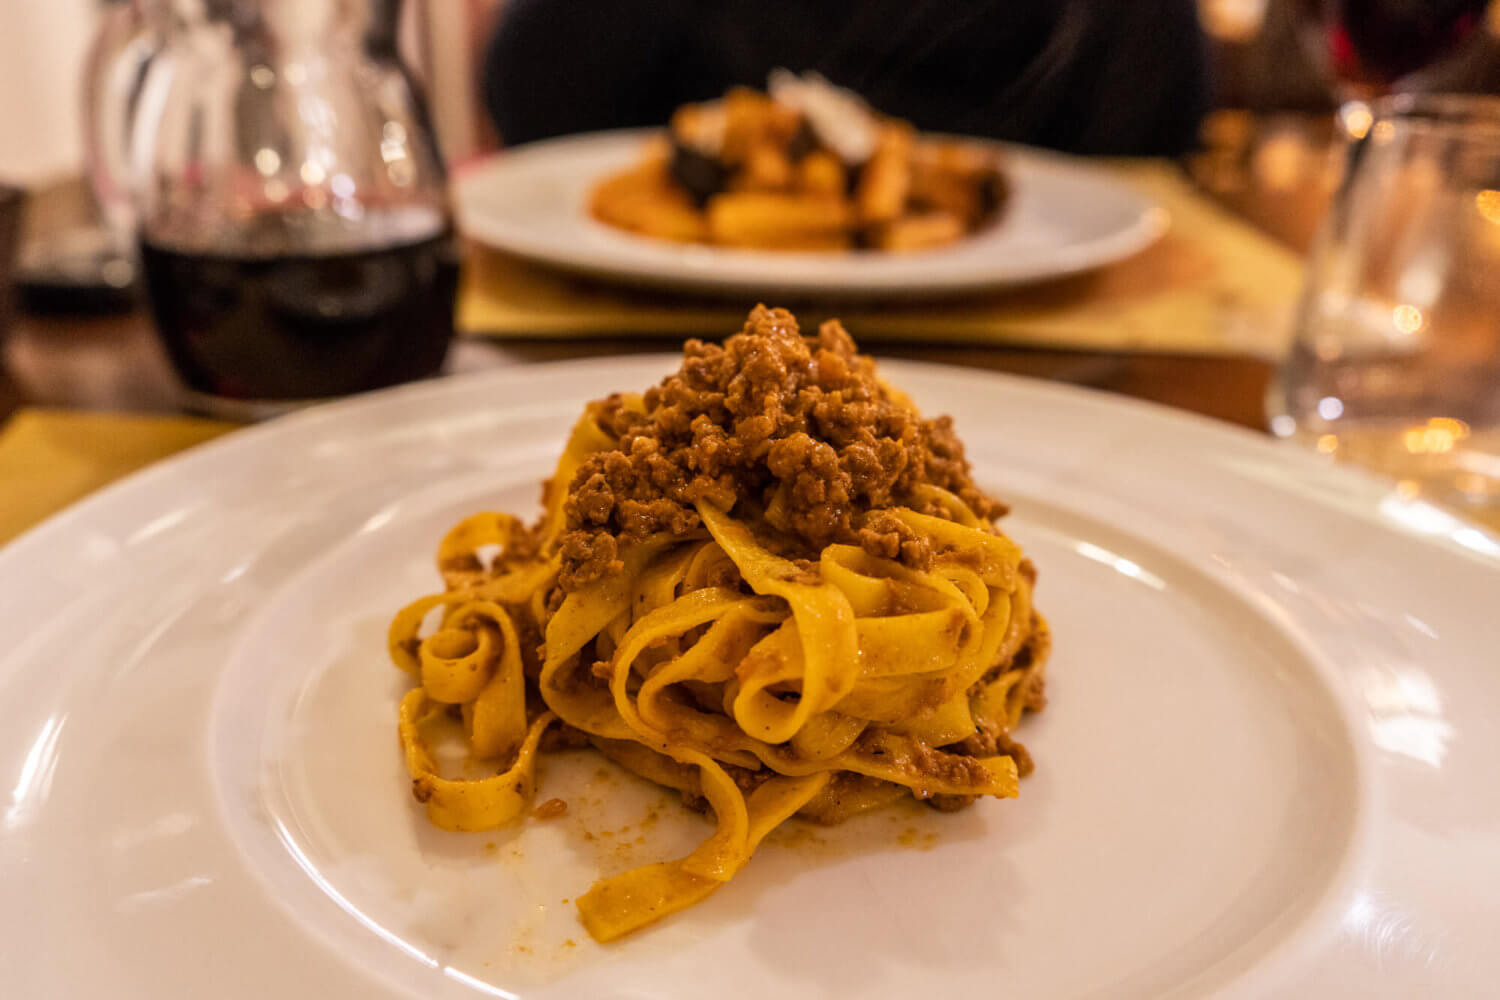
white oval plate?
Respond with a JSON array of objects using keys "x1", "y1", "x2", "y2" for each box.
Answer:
[
  {"x1": 3, "y1": 359, "x2": 1498, "y2": 999},
  {"x1": 454, "y1": 130, "x2": 1166, "y2": 297}
]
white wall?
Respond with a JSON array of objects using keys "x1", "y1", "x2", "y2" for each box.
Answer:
[
  {"x1": 0, "y1": 0, "x2": 98, "y2": 185},
  {"x1": 0, "y1": 0, "x2": 507, "y2": 188}
]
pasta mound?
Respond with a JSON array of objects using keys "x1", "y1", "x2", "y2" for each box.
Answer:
[{"x1": 388, "y1": 307, "x2": 1050, "y2": 942}]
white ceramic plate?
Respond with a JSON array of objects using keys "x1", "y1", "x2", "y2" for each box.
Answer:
[
  {"x1": 454, "y1": 130, "x2": 1166, "y2": 297},
  {"x1": 3, "y1": 359, "x2": 1499, "y2": 999}
]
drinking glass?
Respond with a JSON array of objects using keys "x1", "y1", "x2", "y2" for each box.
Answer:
[
  {"x1": 109, "y1": 0, "x2": 455, "y2": 418},
  {"x1": 1295, "y1": 0, "x2": 1493, "y2": 100},
  {"x1": 1269, "y1": 94, "x2": 1500, "y2": 525}
]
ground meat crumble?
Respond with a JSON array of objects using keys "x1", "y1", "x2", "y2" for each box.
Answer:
[{"x1": 554, "y1": 304, "x2": 1007, "y2": 590}]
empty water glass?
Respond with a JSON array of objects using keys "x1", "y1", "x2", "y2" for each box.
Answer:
[{"x1": 1269, "y1": 95, "x2": 1500, "y2": 526}]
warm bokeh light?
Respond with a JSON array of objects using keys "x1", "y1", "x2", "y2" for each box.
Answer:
[
  {"x1": 1341, "y1": 103, "x2": 1374, "y2": 141},
  {"x1": 1252, "y1": 132, "x2": 1309, "y2": 192},
  {"x1": 1197, "y1": 0, "x2": 1269, "y2": 41},
  {"x1": 253, "y1": 147, "x2": 281, "y2": 175},
  {"x1": 1402, "y1": 418, "x2": 1470, "y2": 455},
  {"x1": 1392, "y1": 304, "x2": 1424, "y2": 335},
  {"x1": 1428, "y1": 417, "x2": 1470, "y2": 438},
  {"x1": 1476, "y1": 189, "x2": 1500, "y2": 224},
  {"x1": 1317, "y1": 433, "x2": 1339, "y2": 454}
]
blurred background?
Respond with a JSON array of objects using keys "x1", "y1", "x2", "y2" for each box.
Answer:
[{"x1": 5, "y1": 1, "x2": 1498, "y2": 180}]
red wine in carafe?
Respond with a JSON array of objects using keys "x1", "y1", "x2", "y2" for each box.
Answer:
[{"x1": 139, "y1": 211, "x2": 456, "y2": 402}]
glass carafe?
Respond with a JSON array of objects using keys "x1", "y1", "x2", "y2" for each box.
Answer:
[{"x1": 124, "y1": 0, "x2": 455, "y2": 416}]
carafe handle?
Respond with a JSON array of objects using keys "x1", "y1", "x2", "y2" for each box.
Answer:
[{"x1": 81, "y1": 0, "x2": 160, "y2": 234}]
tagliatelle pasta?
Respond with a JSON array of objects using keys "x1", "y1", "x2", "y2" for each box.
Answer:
[{"x1": 388, "y1": 306, "x2": 1050, "y2": 941}]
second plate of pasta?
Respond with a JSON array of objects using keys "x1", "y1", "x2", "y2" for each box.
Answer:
[{"x1": 454, "y1": 129, "x2": 1165, "y2": 297}]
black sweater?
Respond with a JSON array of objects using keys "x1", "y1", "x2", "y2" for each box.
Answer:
[{"x1": 481, "y1": 0, "x2": 1209, "y2": 156}]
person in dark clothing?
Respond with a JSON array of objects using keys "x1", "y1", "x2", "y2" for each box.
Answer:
[{"x1": 482, "y1": 0, "x2": 1210, "y2": 156}]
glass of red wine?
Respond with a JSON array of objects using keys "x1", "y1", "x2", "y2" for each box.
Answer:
[
  {"x1": 119, "y1": 0, "x2": 455, "y2": 418},
  {"x1": 1300, "y1": 0, "x2": 1493, "y2": 99}
]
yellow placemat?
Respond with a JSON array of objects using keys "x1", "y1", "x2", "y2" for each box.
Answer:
[
  {"x1": 0, "y1": 409, "x2": 237, "y2": 545},
  {"x1": 458, "y1": 161, "x2": 1304, "y2": 358}
]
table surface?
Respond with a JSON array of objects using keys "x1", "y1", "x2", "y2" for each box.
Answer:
[{"x1": 0, "y1": 113, "x2": 1328, "y2": 433}]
